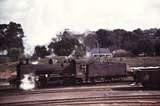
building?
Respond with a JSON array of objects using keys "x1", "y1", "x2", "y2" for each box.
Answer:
[{"x1": 90, "y1": 48, "x2": 113, "y2": 58}]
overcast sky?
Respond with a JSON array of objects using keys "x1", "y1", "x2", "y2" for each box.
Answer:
[{"x1": 0, "y1": 0, "x2": 160, "y2": 53}]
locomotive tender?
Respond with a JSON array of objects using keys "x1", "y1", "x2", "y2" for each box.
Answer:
[{"x1": 16, "y1": 59, "x2": 127, "y2": 88}]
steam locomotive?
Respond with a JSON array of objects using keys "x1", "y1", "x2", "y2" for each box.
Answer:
[{"x1": 13, "y1": 58, "x2": 127, "y2": 88}]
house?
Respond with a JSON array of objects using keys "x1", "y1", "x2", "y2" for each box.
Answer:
[{"x1": 90, "y1": 48, "x2": 113, "y2": 58}]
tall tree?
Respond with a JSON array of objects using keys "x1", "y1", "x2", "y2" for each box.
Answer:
[
  {"x1": 96, "y1": 29, "x2": 113, "y2": 48},
  {"x1": 0, "y1": 22, "x2": 24, "y2": 53},
  {"x1": 84, "y1": 31, "x2": 98, "y2": 50},
  {"x1": 0, "y1": 24, "x2": 8, "y2": 52},
  {"x1": 48, "y1": 30, "x2": 85, "y2": 57}
]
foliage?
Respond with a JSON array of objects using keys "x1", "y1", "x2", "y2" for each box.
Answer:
[
  {"x1": 96, "y1": 29, "x2": 114, "y2": 48},
  {"x1": 0, "y1": 22, "x2": 24, "y2": 61},
  {"x1": 48, "y1": 28, "x2": 160, "y2": 57},
  {"x1": 48, "y1": 30, "x2": 86, "y2": 57},
  {"x1": 84, "y1": 28, "x2": 160, "y2": 56},
  {"x1": 33, "y1": 45, "x2": 50, "y2": 58},
  {"x1": 84, "y1": 32, "x2": 98, "y2": 49},
  {"x1": 155, "y1": 39, "x2": 160, "y2": 56},
  {"x1": 0, "y1": 22, "x2": 24, "y2": 51},
  {"x1": 7, "y1": 48, "x2": 22, "y2": 61}
]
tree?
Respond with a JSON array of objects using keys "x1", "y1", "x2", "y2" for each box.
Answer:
[
  {"x1": 51, "y1": 38, "x2": 75, "y2": 56},
  {"x1": 96, "y1": 29, "x2": 113, "y2": 48},
  {"x1": 48, "y1": 30, "x2": 85, "y2": 57},
  {"x1": 84, "y1": 31, "x2": 98, "y2": 50},
  {"x1": 0, "y1": 24, "x2": 8, "y2": 52},
  {"x1": 155, "y1": 39, "x2": 160, "y2": 56},
  {"x1": 7, "y1": 48, "x2": 22, "y2": 61},
  {"x1": 111, "y1": 29, "x2": 127, "y2": 49},
  {"x1": 154, "y1": 29, "x2": 160, "y2": 38},
  {"x1": 0, "y1": 22, "x2": 24, "y2": 54},
  {"x1": 133, "y1": 28, "x2": 144, "y2": 36},
  {"x1": 136, "y1": 39, "x2": 154, "y2": 56},
  {"x1": 34, "y1": 45, "x2": 50, "y2": 58}
]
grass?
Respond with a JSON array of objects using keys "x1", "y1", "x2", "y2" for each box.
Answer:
[{"x1": 0, "y1": 62, "x2": 17, "y2": 72}]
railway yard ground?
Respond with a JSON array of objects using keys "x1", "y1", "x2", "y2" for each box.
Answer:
[{"x1": 0, "y1": 82, "x2": 160, "y2": 106}]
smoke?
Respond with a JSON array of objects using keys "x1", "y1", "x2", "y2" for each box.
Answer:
[
  {"x1": 85, "y1": 51, "x2": 91, "y2": 58},
  {"x1": 20, "y1": 73, "x2": 35, "y2": 90}
]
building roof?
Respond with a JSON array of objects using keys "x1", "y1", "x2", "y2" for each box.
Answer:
[{"x1": 91, "y1": 48, "x2": 111, "y2": 55}]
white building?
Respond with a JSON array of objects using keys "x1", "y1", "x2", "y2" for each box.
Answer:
[{"x1": 90, "y1": 48, "x2": 113, "y2": 58}]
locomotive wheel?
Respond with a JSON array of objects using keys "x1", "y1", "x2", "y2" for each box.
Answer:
[
  {"x1": 38, "y1": 77, "x2": 47, "y2": 88},
  {"x1": 104, "y1": 77, "x2": 111, "y2": 82},
  {"x1": 90, "y1": 77, "x2": 95, "y2": 84},
  {"x1": 76, "y1": 78, "x2": 83, "y2": 84},
  {"x1": 37, "y1": 81, "x2": 47, "y2": 88},
  {"x1": 63, "y1": 78, "x2": 76, "y2": 85}
]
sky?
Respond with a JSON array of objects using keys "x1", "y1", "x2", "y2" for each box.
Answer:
[{"x1": 0, "y1": 0, "x2": 160, "y2": 54}]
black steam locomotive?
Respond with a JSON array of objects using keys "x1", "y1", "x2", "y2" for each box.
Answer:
[{"x1": 13, "y1": 58, "x2": 127, "y2": 88}]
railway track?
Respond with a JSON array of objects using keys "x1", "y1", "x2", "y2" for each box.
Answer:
[
  {"x1": 1, "y1": 83, "x2": 159, "y2": 106},
  {"x1": 1, "y1": 94, "x2": 160, "y2": 106},
  {"x1": 0, "y1": 82, "x2": 133, "y2": 96}
]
